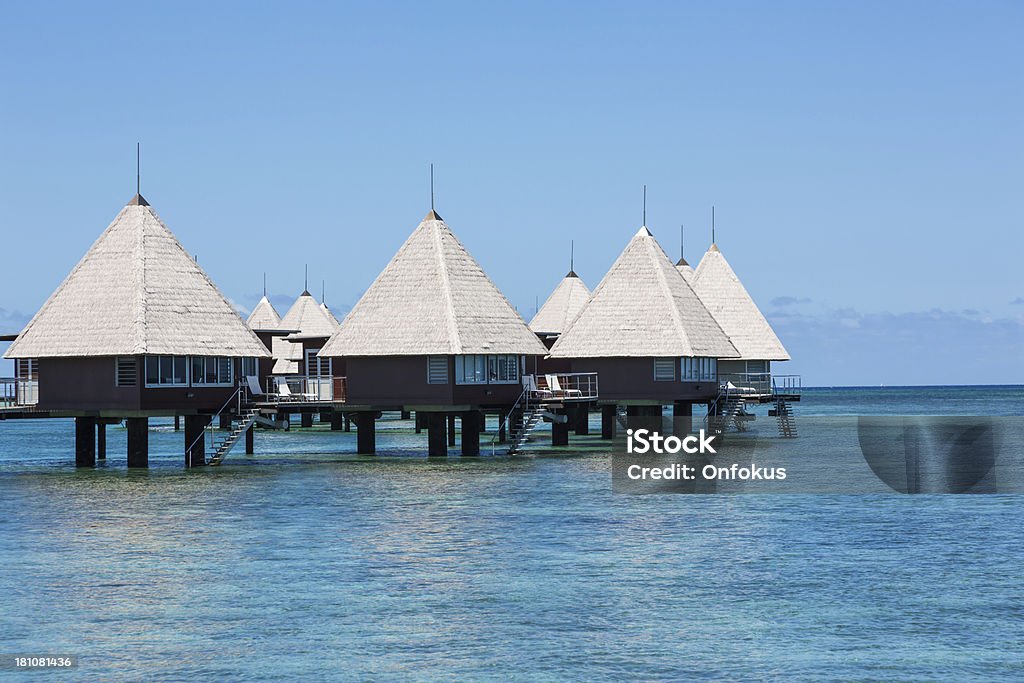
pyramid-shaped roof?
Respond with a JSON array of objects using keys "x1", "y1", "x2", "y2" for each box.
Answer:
[
  {"x1": 5, "y1": 196, "x2": 270, "y2": 359},
  {"x1": 692, "y1": 244, "x2": 789, "y2": 361},
  {"x1": 549, "y1": 227, "x2": 738, "y2": 359},
  {"x1": 247, "y1": 295, "x2": 282, "y2": 329},
  {"x1": 529, "y1": 271, "x2": 591, "y2": 335},
  {"x1": 280, "y1": 291, "x2": 338, "y2": 339},
  {"x1": 319, "y1": 302, "x2": 342, "y2": 329},
  {"x1": 320, "y1": 211, "x2": 547, "y2": 357},
  {"x1": 676, "y1": 257, "x2": 695, "y2": 283}
]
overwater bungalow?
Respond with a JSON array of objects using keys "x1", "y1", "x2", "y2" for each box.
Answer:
[
  {"x1": 691, "y1": 242, "x2": 790, "y2": 385},
  {"x1": 529, "y1": 268, "x2": 591, "y2": 349},
  {"x1": 318, "y1": 209, "x2": 568, "y2": 456},
  {"x1": 548, "y1": 226, "x2": 739, "y2": 437},
  {"x1": 1, "y1": 194, "x2": 271, "y2": 466},
  {"x1": 276, "y1": 289, "x2": 341, "y2": 402}
]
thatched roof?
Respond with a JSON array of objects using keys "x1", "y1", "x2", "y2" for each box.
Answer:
[
  {"x1": 5, "y1": 195, "x2": 270, "y2": 359},
  {"x1": 675, "y1": 257, "x2": 695, "y2": 283},
  {"x1": 280, "y1": 291, "x2": 338, "y2": 339},
  {"x1": 320, "y1": 302, "x2": 342, "y2": 329},
  {"x1": 529, "y1": 271, "x2": 591, "y2": 335},
  {"x1": 320, "y1": 210, "x2": 547, "y2": 357},
  {"x1": 692, "y1": 244, "x2": 790, "y2": 361},
  {"x1": 549, "y1": 227, "x2": 738, "y2": 359},
  {"x1": 247, "y1": 295, "x2": 282, "y2": 329}
]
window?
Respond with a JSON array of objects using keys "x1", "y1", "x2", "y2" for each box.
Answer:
[
  {"x1": 305, "y1": 349, "x2": 332, "y2": 379},
  {"x1": 116, "y1": 357, "x2": 137, "y2": 387},
  {"x1": 653, "y1": 357, "x2": 676, "y2": 381},
  {"x1": 242, "y1": 357, "x2": 258, "y2": 378},
  {"x1": 16, "y1": 359, "x2": 38, "y2": 379},
  {"x1": 454, "y1": 355, "x2": 520, "y2": 385},
  {"x1": 145, "y1": 356, "x2": 188, "y2": 387},
  {"x1": 191, "y1": 357, "x2": 233, "y2": 386},
  {"x1": 427, "y1": 356, "x2": 448, "y2": 384},
  {"x1": 682, "y1": 357, "x2": 717, "y2": 381}
]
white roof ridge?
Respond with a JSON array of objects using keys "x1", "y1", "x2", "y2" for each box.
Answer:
[
  {"x1": 433, "y1": 220, "x2": 462, "y2": 354},
  {"x1": 648, "y1": 234, "x2": 692, "y2": 352}
]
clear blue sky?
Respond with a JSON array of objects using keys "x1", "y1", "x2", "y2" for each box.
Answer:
[{"x1": 1, "y1": 1, "x2": 1021, "y2": 385}]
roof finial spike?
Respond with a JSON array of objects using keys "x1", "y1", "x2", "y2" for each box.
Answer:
[
  {"x1": 304, "y1": 264, "x2": 308, "y2": 293},
  {"x1": 642, "y1": 184, "x2": 647, "y2": 227},
  {"x1": 680, "y1": 224, "x2": 684, "y2": 261},
  {"x1": 263, "y1": 272, "x2": 267, "y2": 297},
  {"x1": 570, "y1": 240, "x2": 574, "y2": 272},
  {"x1": 430, "y1": 163, "x2": 435, "y2": 212},
  {"x1": 136, "y1": 142, "x2": 140, "y2": 196}
]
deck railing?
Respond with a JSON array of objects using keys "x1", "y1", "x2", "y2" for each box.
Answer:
[
  {"x1": 719, "y1": 373, "x2": 801, "y2": 396},
  {"x1": 265, "y1": 375, "x2": 345, "y2": 402},
  {"x1": 528, "y1": 373, "x2": 599, "y2": 401},
  {"x1": 0, "y1": 378, "x2": 38, "y2": 407}
]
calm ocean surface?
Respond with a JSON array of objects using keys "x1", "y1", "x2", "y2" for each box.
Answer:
[{"x1": 1, "y1": 386, "x2": 1022, "y2": 681}]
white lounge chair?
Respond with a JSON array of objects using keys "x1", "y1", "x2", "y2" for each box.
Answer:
[
  {"x1": 547, "y1": 374, "x2": 583, "y2": 398},
  {"x1": 277, "y1": 378, "x2": 316, "y2": 402},
  {"x1": 524, "y1": 375, "x2": 553, "y2": 400},
  {"x1": 245, "y1": 375, "x2": 266, "y2": 399}
]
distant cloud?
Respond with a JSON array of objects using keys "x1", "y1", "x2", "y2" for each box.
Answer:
[
  {"x1": 227, "y1": 298, "x2": 250, "y2": 317},
  {"x1": 0, "y1": 308, "x2": 30, "y2": 335},
  {"x1": 1011, "y1": 297, "x2": 1024, "y2": 305},
  {"x1": 767, "y1": 306, "x2": 1024, "y2": 386},
  {"x1": 770, "y1": 296, "x2": 812, "y2": 307}
]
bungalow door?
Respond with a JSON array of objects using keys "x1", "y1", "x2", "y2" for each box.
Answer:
[{"x1": 305, "y1": 349, "x2": 333, "y2": 400}]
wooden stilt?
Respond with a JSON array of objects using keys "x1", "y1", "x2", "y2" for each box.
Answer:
[
  {"x1": 447, "y1": 414, "x2": 456, "y2": 446},
  {"x1": 319, "y1": 410, "x2": 331, "y2": 423},
  {"x1": 97, "y1": 421, "x2": 107, "y2": 459},
  {"x1": 301, "y1": 412, "x2": 313, "y2": 428},
  {"x1": 174, "y1": 415, "x2": 180, "y2": 431},
  {"x1": 75, "y1": 417, "x2": 96, "y2": 466},
  {"x1": 428, "y1": 413, "x2": 447, "y2": 457},
  {"x1": 461, "y1": 411, "x2": 481, "y2": 456},
  {"x1": 343, "y1": 413, "x2": 351, "y2": 432},
  {"x1": 601, "y1": 405, "x2": 616, "y2": 440},
  {"x1": 574, "y1": 404, "x2": 590, "y2": 435},
  {"x1": 245, "y1": 423, "x2": 255, "y2": 455},
  {"x1": 401, "y1": 410, "x2": 411, "y2": 420},
  {"x1": 356, "y1": 412, "x2": 376, "y2": 455},
  {"x1": 219, "y1": 413, "x2": 232, "y2": 430},
  {"x1": 414, "y1": 412, "x2": 422, "y2": 434},
  {"x1": 551, "y1": 410, "x2": 569, "y2": 446},
  {"x1": 497, "y1": 409, "x2": 507, "y2": 443},
  {"x1": 673, "y1": 400, "x2": 693, "y2": 435},
  {"x1": 330, "y1": 412, "x2": 343, "y2": 431},
  {"x1": 126, "y1": 418, "x2": 149, "y2": 467},
  {"x1": 184, "y1": 415, "x2": 210, "y2": 467}
]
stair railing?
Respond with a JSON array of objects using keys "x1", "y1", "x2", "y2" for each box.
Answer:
[
  {"x1": 185, "y1": 385, "x2": 244, "y2": 464},
  {"x1": 490, "y1": 384, "x2": 532, "y2": 456}
]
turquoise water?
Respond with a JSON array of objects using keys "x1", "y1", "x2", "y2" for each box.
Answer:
[{"x1": 0, "y1": 386, "x2": 1022, "y2": 680}]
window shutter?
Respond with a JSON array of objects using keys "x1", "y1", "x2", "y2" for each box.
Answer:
[
  {"x1": 116, "y1": 357, "x2": 138, "y2": 387},
  {"x1": 427, "y1": 356, "x2": 448, "y2": 384},
  {"x1": 654, "y1": 357, "x2": 676, "y2": 381}
]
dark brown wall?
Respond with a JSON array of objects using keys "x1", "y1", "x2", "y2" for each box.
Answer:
[
  {"x1": 38, "y1": 356, "x2": 140, "y2": 411},
  {"x1": 345, "y1": 356, "x2": 453, "y2": 406},
  {"x1": 342, "y1": 355, "x2": 535, "y2": 408},
  {"x1": 38, "y1": 356, "x2": 256, "y2": 414},
  {"x1": 567, "y1": 357, "x2": 720, "y2": 403}
]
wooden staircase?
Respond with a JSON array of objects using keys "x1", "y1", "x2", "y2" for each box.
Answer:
[
  {"x1": 508, "y1": 408, "x2": 544, "y2": 455},
  {"x1": 774, "y1": 399, "x2": 797, "y2": 438},
  {"x1": 207, "y1": 407, "x2": 260, "y2": 465}
]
